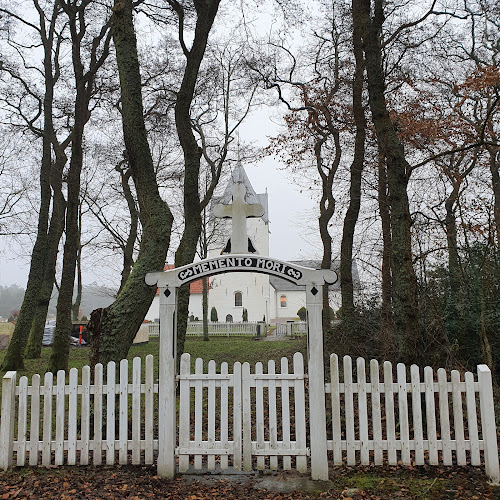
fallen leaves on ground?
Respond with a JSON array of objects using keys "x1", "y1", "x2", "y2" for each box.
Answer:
[{"x1": 0, "y1": 464, "x2": 498, "y2": 499}]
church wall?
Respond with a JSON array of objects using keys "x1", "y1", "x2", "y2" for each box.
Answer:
[
  {"x1": 274, "y1": 290, "x2": 306, "y2": 320},
  {"x1": 208, "y1": 271, "x2": 270, "y2": 323}
]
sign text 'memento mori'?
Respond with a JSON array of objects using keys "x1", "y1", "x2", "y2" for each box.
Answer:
[{"x1": 178, "y1": 256, "x2": 303, "y2": 283}]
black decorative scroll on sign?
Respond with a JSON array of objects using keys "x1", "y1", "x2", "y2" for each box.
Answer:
[{"x1": 177, "y1": 256, "x2": 303, "y2": 283}]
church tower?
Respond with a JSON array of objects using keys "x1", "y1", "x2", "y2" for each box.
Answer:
[{"x1": 207, "y1": 165, "x2": 271, "y2": 322}]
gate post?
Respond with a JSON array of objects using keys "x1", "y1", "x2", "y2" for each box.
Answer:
[
  {"x1": 306, "y1": 284, "x2": 329, "y2": 480},
  {"x1": 157, "y1": 286, "x2": 177, "y2": 478}
]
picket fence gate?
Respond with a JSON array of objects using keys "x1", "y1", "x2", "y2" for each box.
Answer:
[{"x1": 1, "y1": 352, "x2": 499, "y2": 483}]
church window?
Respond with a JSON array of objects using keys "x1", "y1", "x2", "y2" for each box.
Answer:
[
  {"x1": 235, "y1": 291, "x2": 243, "y2": 307},
  {"x1": 226, "y1": 314, "x2": 233, "y2": 323},
  {"x1": 280, "y1": 295, "x2": 287, "y2": 308}
]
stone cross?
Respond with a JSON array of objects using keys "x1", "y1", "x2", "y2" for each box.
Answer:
[{"x1": 213, "y1": 182, "x2": 264, "y2": 253}]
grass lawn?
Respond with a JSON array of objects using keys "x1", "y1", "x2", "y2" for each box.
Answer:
[{"x1": 0, "y1": 336, "x2": 307, "y2": 386}]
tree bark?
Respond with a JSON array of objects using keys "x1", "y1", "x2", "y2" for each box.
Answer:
[
  {"x1": 488, "y1": 146, "x2": 500, "y2": 246},
  {"x1": 355, "y1": 0, "x2": 419, "y2": 361},
  {"x1": 340, "y1": 10, "x2": 366, "y2": 332},
  {"x1": 172, "y1": 0, "x2": 221, "y2": 361},
  {"x1": 0, "y1": 2, "x2": 60, "y2": 370},
  {"x1": 95, "y1": 0, "x2": 173, "y2": 365},
  {"x1": 377, "y1": 154, "x2": 395, "y2": 355},
  {"x1": 25, "y1": 149, "x2": 67, "y2": 359}
]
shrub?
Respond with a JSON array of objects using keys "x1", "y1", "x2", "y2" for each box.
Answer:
[
  {"x1": 210, "y1": 306, "x2": 218, "y2": 322},
  {"x1": 297, "y1": 307, "x2": 306, "y2": 321}
]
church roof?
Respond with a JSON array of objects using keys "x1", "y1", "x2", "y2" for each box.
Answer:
[
  {"x1": 269, "y1": 259, "x2": 360, "y2": 292},
  {"x1": 214, "y1": 164, "x2": 269, "y2": 223}
]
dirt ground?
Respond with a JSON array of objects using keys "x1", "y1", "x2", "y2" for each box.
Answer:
[{"x1": 1, "y1": 465, "x2": 499, "y2": 499}]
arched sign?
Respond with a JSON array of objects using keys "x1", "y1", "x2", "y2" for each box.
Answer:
[{"x1": 145, "y1": 255, "x2": 338, "y2": 288}]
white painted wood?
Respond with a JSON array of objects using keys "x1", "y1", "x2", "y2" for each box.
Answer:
[
  {"x1": 344, "y1": 356, "x2": 355, "y2": 465},
  {"x1": 220, "y1": 361, "x2": 229, "y2": 470},
  {"x1": 132, "y1": 357, "x2": 141, "y2": 465},
  {"x1": 306, "y1": 285, "x2": 329, "y2": 480},
  {"x1": 80, "y1": 366, "x2": 90, "y2": 466},
  {"x1": 293, "y1": 352, "x2": 307, "y2": 473},
  {"x1": 119, "y1": 359, "x2": 129, "y2": 464},
  {"x1": 281, "y1": 357, "x2": 291, "y2": 470},
  {"x1": 68, "y1": 368, "x2": 78, "y2": 465},
  {"x1": 41, "y1": 371, "x2": 53, "y2": 466},
  {"x1": 477, "y1": 365, "x2": 500, "y2": 485},
  {"x1": 397, "y1": 363, "x2": 410, "y2": 465},
  {"x1": 55, "y1": 370, "x2": 66, "y2": 465},
  {"x1": 0, "y1": 371, "x2": 17, "y2": 470},
  {"x1": 370, "y1": 359, "x2": 382, "y2": 465},
  {"x1": 330, "y1": 354, "x2": 342, "y2": 465},
  {"x1": 93, "y1": 363, "x2": 103, "y2": 466},
  {"x1": 410, "y1": 365, "x2": 424, "y2": 465},
  {"x1": 178, "y1": 353, "x2": 191, "y2": 473},
  {"x1": 194, "y1": 357, "x2": 203, "y2": 470},
  {"x1": 145, "y1": 355, "x2": 154, "y2": 464},
  {"x1": 157, "y1": 285, "x2": 177, "y2": 478},
  {"x1": 464, "y1": 371, "x2": 480, "y2": 466},
  {"x1": 268, "y1": 360, "x2": 278, "y2": 470},
  {"x1": 207, "y1": 360, "x2": 216, "y2": 471},
  {"x1": 255, "y1": 361, "x2": 265, "y2": 470},
  {"x1": 17, "y1": 376, "x2": 28, "y2": 466},
  {"x1": 29, "y1": 374, "x2": 41, "y2": 466},
  {"x1": 437, "y1": 368, "x2": 452, "y2": 465},
  {"x1": 106, "y1": 361, "x2": 116, "y2": 465},
  {"x1": 357, "y1": 358, "x2": 369, "y2": 465},
  {"x1": 451, "y1": 370, "x2": 466, "y2": 465},
  {"x1": 242, "y1": 361, "x2": 252, "y2": 471},
  {"x1": 424, "y1": 366, "x2": 438, "y2": 465},
  {"x1": 383, "y1": 361, "x2": 397, "y2": 465},
  {"x1": 233, "y1": 361, "x2": 243, "y2": 471}
]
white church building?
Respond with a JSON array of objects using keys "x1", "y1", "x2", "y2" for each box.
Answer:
[{"x1": 145, "y1": 165, "x2": 357, "y2": 324}]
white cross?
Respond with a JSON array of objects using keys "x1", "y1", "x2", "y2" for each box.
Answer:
[{"x1": 213, "y1": 183, "x2": 264, "y2": 254}]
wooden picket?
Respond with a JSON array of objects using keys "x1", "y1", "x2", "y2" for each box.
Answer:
[
  {"x1": 0, "y1": 355, "x2": 158, "y2": 467},
  {"x1": 1, "y1": 352, "x2": 498, "y2": 484},
  {"x1": 326, "y1": 354, "x2": 500, "y2": 483}
]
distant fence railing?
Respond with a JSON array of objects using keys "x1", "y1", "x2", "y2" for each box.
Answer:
[
  {"x1": 148, "y1": 321, "x2": 263, "y2": 337},
  {"x1": 275, "y1": 321, "x2": 307, "y2": 336}
]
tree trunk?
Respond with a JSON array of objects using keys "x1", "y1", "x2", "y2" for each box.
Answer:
[
  {"x1": 25, "y1": 151, "x2": 67, "y2": 359},
  {"x1": 48, "y1": 89, "x2": 86, "y2": 373},
  {"x1": 0, "y1": 136, "x2": 52, "y2": 370},
  {"x1": 355, "y1": 0, "x2": 419, "y2": 361},
  {"x1": 95, "y1": 0, "x2": 173, "y2": 365},
  {"x1": 488, "y1": 146, "x2": 500, "y2": 246},
  {"x1": 340, "y1": 11, "x2": 366, "y2": 333},
  {"x1": 202, "y1": 278, "x2": 209, "y2": 341},
  {"x1": 173, "y1": 0, "x2": 221, "y2": 361},
  {"x1": 72, "y1": 206, "x2": 83, "y2": 321},
  {"x1": 377, "y1": 154, "x2": 395, "y2": 356},
  {"x1": 117, "y1": 167, "x2": 138, "y2": 294},
  {"x1": 0, "y1": 8, "x2": 58, "y2": 369}
]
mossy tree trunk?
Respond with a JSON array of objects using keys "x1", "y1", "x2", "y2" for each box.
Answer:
[
  {"x1": 25, "y1": 147, "x2": 68, "y2": 359},
  {"x1": 1, "y1": 2, "x2": 61, "y2": 370},
  {"x1": 377, "y1": 154, "x2": 395, "y2": 357},
  {"x1": 340, "y1": 13, "x2": 366, "y2": 335},
  {"x1": 355, "y1": 0, "x2": 419, "y2": 362},
  {"x1": 170, "y1": 0, "x2": 221, "y2": 361},
  {"x1": 94, "y1": 0, "x2": 173, "y2": 365},
  {"x1": 48, "y1": 1, "x2": 112, "y2": 373}
]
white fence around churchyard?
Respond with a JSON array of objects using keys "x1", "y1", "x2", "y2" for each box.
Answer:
[
  {"x1": 148, "y1": 321, "x2": 260, "y2": 337},
  {"x1": 1, "y1": 353, "x2": 498, "y2": 483}
]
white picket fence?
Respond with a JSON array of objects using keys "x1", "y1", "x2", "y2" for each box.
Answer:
[
  {"x1": 1, "y1": 352, "x2": 499, "y2": 483},
  {"x1": 326, "y1": 354, "x2": 499, "y2": 482},
  {"x1": 0, "y1": 355, "x2": 158, "y2": 468},
  {"x1": 275, "y1": 321, "x2": 307, "y2": 336},
  {"x1": 148, "y1": 321, "x2": 261, "y2": 337}
]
